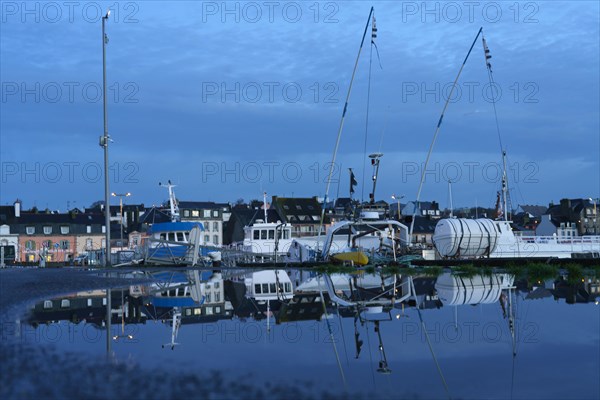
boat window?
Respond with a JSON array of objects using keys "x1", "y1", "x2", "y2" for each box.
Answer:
[
  {"x1": 206, "y1": 307, "x2": 213, "y2": 315},
  {"x1": 160, "y1": 233, "x2": 166, "y2": 240},
  {"x1": 270, "y1": 283, "x2": 276, "y2": 293},
  {"x1": 253, "y1": 230, "x2": 260, "y2": 240},
  {"x1": 262, "y1": 283, "x2": 269, "y2": 293},
  {"x1": 268, "y1": 230, "x2": 275, "y2": 240},
  {"x1": 185, "y1": 309, "x2": 192, "y2": 316},
  {"x1": 176, "y1": 232, "x2": 184, "y2": 242},
  {"x1": 169, "y1": 289, "x2": 176, "y2": 297},
  {"x1": 284, "y1": 282, "x2": 291, "y2": 293},
  {"x1": 194, "y1": 308, "x2": 201, "y2": 315},
  {"x1": 284, "y1": 230, "x2": 290, "y2": 239},
  {"x1": 167, "y1": 233, "x2": 174, "y2": 241},
  {"x1": 255, "y1": 284, "x2": 261, "y2": 294},
  {"x1": 261, "y1": 230, "x2": 267, "y2": 240},
  {"x1": 183, "y1": 232, "x2": 188, "y2": 241}
]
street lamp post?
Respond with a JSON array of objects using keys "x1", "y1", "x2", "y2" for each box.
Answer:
[
  {"x1": 391, "y1": 194, "x2": 404, "y2": 220},
  {"x1": 100, "y1": 9, "x2": 111, "y2": 267},
  {"x1": 111, "y1": 192, "x2": 131, "y2": 247}
]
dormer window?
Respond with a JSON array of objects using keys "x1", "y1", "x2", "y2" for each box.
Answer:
[
  {"x1": 43, "y1": 226, "x2": 52, "y2": 235},
  {"x1": 60, "y1": 226, "x2": 69, "y2": 234},
  {"x1": 26, "y1": 226, "x2": 35, "y2": 235}
]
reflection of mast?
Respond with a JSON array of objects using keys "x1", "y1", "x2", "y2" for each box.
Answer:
[
  {"x1": 374, "y1": 320, "x2": 391, "y2": 374},
  {"x1": 162, "y1": 307, "x2": 181, "y2": 350}
]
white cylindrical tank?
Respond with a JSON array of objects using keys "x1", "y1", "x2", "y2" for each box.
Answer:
[{"x1": 433, "y1": 218, "x2": 500, "y2": 258}]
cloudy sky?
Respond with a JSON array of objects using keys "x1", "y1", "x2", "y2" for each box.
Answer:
[{"x1": 1, "y1": 1, "x2": 598, "y2": 211}]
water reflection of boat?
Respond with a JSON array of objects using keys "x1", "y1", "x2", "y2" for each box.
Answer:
[{"x1": 435, "y1": 273, "x2": 514, "y2": 305}]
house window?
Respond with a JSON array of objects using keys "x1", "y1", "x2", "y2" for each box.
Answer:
[
  {"x1": 215, "y1": 292, "x2": 220, "y2": 302},
  {"x1": 193, "y1": 308, "x2": 201, "y2": 315},
  {"x1": 204, "y1": 235, "x2": 210, "y2": 243},
  {"x1": 86, "y1": 238, "x2": 93, "y2": 249},
  {"x1": 213, "y1": 235, "x2": 218, "y2": 245},
  {"x1": 60, "y1": 226, "x2": 69, "y2": 234},
  {"x1": 213, "y1": 222, "x2": 219, "y2": 232},
  {"x1": 212, "y1": 210, "x2": 218, "y2": 217},
  {"x1": 192, "y1": 210, "x2": 199, "y2": 217},
  {"x1": 42, "y1": 240, "x2": 52, "y2": 248},
  {"x1": 87, "y1": 299, "x2": 93, "y2": 307},
  {"x1": 43, "y1": 300, "x2": 53, "y2": 309},
  {"x1": 43, "y1": 226, "x2": 52, "y2": 234},
  {"x1": 60, "y1": 240, "x2": 70, "y2": 250},
  {"x1": 26, "y1": 226, "x2": 35, "y2": 235},
  {"x1": 25, "y1": 240, "x2": 36, "y2": 250},
  {"x1": 61, "y1": 299, "x2": 70, "y2": 308},
  {"x1": 86, "y1": 225, "x2": 91, "y2": 233},
  {"x1": 206, "y1": 293, "x2": 211, "y2": 303},
  {"x1": 214, "y1": 282, "x2": 220, "y2": 289},
  {"x1": 203, "y1": 210, "x2": 211, "y2": 218},
  {"x1": 204, "y1": 222, "x2": 210, "y2": 232}
]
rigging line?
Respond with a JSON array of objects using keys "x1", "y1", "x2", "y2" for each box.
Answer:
[
  {"x1": 410, "y1": 27, "x2": 483, "y2": 240},
  {"x1": 361, "y1": 39, "x2": 375, "y2": 203},
  {"x1": 482, "y1": 33, "x2": 504, "y2": 155},
  {"x1": 364, "y1": 309, "x2": 377, "y2": 388},
  {"x1": 336, "y1": 304, "x2": 351, "y2": 367},
  {"x1": 317, "y1": 7, "x2": 374, "y2": 248},
  {"x1": 377, "y1": 106, "x2": 392, "y2": 155},
  {"x1": 409, "y1": 277, "x2": 452, "y2": 400},
  {"x1": 318, "y1": 275, "x2": 347, "y2": 389}
]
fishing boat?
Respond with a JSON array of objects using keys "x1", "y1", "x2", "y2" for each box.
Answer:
[
  {"x1": 237, "y1": 193, "x2": 294, "y2": 256},
  {"x1": 141, "y1": 181, "x2": 219, "y2": 265}
]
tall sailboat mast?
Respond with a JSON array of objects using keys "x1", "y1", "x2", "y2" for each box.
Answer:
[{"x1": 317, "y1": 7, "x2": 375, "y2": 249}]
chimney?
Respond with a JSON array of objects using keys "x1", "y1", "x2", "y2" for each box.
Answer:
[{"x1": 14, "y1": 199, "x2": 21, "y2": 218}]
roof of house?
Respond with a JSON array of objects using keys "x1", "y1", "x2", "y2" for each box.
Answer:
[
  {"x1": 272, "y1": 196, "x2": 326, "y2": 224},
  {"x1": 518, "y1": 205, "x2": 548, "y2": 217},
  {"x1": 230, "y1": 208, "x2": 283, "y2": 226},
  {"x1": 176, "y1": 201, "x2": 224, "y2": 210},
  {"x1": 411, "y1": 216, "x2": 438, "y2": 234}
]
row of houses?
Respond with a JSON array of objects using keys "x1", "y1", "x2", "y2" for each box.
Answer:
[{"x1": 1, "y1": 196, "x2": 597, "y2": 263}]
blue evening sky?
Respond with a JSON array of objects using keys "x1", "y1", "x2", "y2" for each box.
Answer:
[{"x1": 1, "y1": 1, "x2": 598, "y2": 211}]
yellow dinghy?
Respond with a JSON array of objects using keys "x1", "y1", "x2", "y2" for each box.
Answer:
[{"x1": 331, "y1": 251, "x2": 369, "y2": 266}]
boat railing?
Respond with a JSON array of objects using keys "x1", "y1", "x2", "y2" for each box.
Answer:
[{"x1": 518, "y1": 235, "x2": 600, "y2": 245}]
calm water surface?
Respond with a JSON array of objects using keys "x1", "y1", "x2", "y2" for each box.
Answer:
[{"x1": 22, "y1": 269, "x2": 600, "y2": 399}]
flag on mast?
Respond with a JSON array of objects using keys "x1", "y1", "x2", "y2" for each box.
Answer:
[
  {"x1": 349, "y1": 169, "x2": 358, "y2": 195},
  {"x1": 482, "y1": 36, "x2": 492, "y2": 72},
  {"x1": 371, "y1": 15, "x2": 377, "y2": 43}
]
